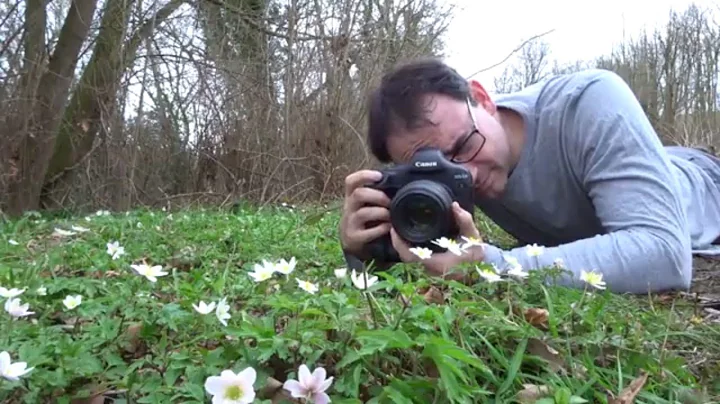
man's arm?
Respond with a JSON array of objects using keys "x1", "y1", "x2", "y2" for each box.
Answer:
[{"x1": 481, "y1": 70, "x2": 693, "y2": 294}]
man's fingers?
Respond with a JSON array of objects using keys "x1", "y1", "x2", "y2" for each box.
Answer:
[
  {"x1": 347, "y1": 187, "x2": 391, "y2": 212},
  {"x1": 352, "y1": 206, "x2": 390, "y2": 226},
  {"x1": 351, "y1": 222, "x2": 391, "y2": 245},
  {"x1": 453, "y1": 202, "x2": 480, "y2": 238},
  {"x1": 344, "y1": 170, "x2": 383, "y2": 198}
]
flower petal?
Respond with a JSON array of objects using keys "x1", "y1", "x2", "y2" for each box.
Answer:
[
  {"x1": 0, "y1": 351, "x2": 10, "y2": 372},
  {"x1": 237, "y1": 366, "x2": 257, "y2": 385},
  {"x1": 311, "y1": 367, "x2": 327, "y2": 389},
  {"x1": 298, "y1": 364, "x2": 311, "y2": 385},
  {"x1": 319, "y1": 376, "x2": 334, "y2": 392},
  {"x1": 283, "y1": 379, "x2": 306, "y2": 398},
  {"x1": 240, "y1": 380, "x2": 256, "y2": 403},
  {"x1": 314, "y1": 392, "x2": 331, "y2": 404},
  {"x1": 204, "y1": 375, "x2": 228, "y2": 395}
]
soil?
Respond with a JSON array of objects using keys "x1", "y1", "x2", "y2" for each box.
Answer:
[
  {"x1": 685, "y1": 256, "x2": 720, "y2": 324},
  {"x1": 690, "y1": 256, "x2": 720, "y2": 298}
]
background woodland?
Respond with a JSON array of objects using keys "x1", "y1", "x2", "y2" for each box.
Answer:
[{"x1": 0, "y1": 0, "x2": 718, "y2": 215}]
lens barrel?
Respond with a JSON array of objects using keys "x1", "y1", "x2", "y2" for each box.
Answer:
[{"x1": 390, "y1": 180, "x2": 454, "y2": 244}]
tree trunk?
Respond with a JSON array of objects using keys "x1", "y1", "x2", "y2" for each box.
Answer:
[{"x1": 6, "y1": 0, "x2": 99, "y2": 216}]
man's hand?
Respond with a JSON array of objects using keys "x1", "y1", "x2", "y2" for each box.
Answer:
[
  {"x1": 389, "y1": 202, "x2": 484, "y2": 280},
  {"x1": 339, "y1": 170, "x2": 392, "y2": 256}
]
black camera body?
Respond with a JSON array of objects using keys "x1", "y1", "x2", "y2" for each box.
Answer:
[{"x1": 363, "y1": 147, "x2": 475, "y2": 265}]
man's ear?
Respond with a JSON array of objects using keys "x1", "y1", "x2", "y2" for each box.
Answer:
[{"x1": 468, "y1": 80, "x2": 496, "y2": 114}]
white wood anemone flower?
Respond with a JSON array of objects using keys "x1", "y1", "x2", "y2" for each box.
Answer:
[
  {"x1": 409, "y1": 247, "x2": 433, "y2": 260},
  {"x1": 0, "y1": 351, "x2": 33, "y2": 381},
  {"x1": 4, "y1": 298, "x2": 34, "y2": 319},
  {"x1": 431, "y1": 237, "x2": 463, "y2": 256},
  {"x1": 350, "y1": 269, "x2": 378, "y2": 290},
  {"x1": 0, "y1": 286, "x2": 25, "y2": 299},
  {"x1": 274, "y1": 257, "x2": 296, "y2": 275},
  {"x1": 204, "y1": 367, "x2": 257, "y2": 404},
  {"x1": 63, "y1": 295, "x2": 82, "y2": 310},
  {"x1": 130, "y1": 263, "x2": 168, "y2": 283},
  {"x1": 193, "y1": 300, "x2": 216, "y2": 315},
  {"x1": 248, "y1": 260, "x2": 276, "y2": 283},
  {"x1": 476, "y1": 265, "x2": 503, "y2": 283},
  {"x1": 526, "y1": 243, "x2": 545, "y2": 257},
  {"x1": 283, "y1": 364, "x2": 334, "y2": 404},
  {"x1": 580, "y1": 270, "x2": 606, "y2": 290}
]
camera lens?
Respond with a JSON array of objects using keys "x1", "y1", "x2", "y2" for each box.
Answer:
[{"x1": 390, "y1": 180, "x2": 454, "y2": 244}]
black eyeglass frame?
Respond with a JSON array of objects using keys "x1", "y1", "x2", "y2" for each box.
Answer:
[{"x1": 448, "y1": 98, "x2": 487, "y2": 164}]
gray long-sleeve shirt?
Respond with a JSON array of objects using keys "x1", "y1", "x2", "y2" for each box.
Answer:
[{"x1": 480, "y1": 69, "x2": 720, "y2": 294}]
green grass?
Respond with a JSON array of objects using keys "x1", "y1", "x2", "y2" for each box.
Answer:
[{"x1": 0, "y1": 204, "x2": 719, "y2": 403}]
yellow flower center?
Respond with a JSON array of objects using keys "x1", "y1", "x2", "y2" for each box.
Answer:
[
  {"x1": 585, "y1": 273, "x2": 602, "y2": 284},
  {"x1": 225, "y1": 385, "x2": 243, "y2": 400}
]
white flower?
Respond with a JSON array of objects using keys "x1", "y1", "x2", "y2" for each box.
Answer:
[
  {"x1": 4, "y1": 298, "x2": 34, "y2": 319},
  {"x1": 204, "y1": 367, "x2": 257, "y2": 404},
  {"x1": 526, "y1": 243, "x2": 544, "y2": 257},
  {"x1": 193, "y1": 300, "x2": 217, "y2": 315},
  {"x1": 507, "y1": 266, "x2": 529, "y2": 279},
  {"x1": 476, "y1": 265, "x2": 502, "y2": 283},
  {"x1": 283, "y1": 364, "x2": 334, "y2": 404},
  {"x1": 71, "y1": 225, "x2": 90, "y2": 233},
  {"x1": 431, "y1": 237, "x2": 463, "y2": 256},
  {"x1": 460, "y1": 236, "x2": 483, "y2": 250},
  {"x1": 248, "y1": 260, "x2": 276, "y2": 282},
  {"x1": 297, "y1": 279, "x2": 319, "y2": 294},
  {"x1": 96, "y1": 210, "x2": 111, "y2": 216},
  {"x1": 553, "y1": 258, "x2": 565, "y2": 269},
  {"x1": 53, "y1": 228, "x2": 76, "y2": 237},
  {"x1": 106, "y1": 241, "x2": 125, "y2": 260},
  {"x1": 36, "y1": 286, "x2": 47, "y2": 296},
  {"x1": 0, "y1": 351, "x2": 33, "y2": 381},
  {"x1": 503, "y1": 254, "x2": 522, "y2": 270},
  {"x1": 130, "y1": 263, "x2": 168, "y2": 283},
  {"x1": 333, "y1": 268, "x2": 347, "y2": 278},
  {"x1": 63, "y1": 295, "x2": 82, "y2": 310},
  {"x1": 409, "y1": 247, "x2": 433, "y2": 260},
  {"x1": 0, "y1": 287, "x2": 25, "y2": 299},
  {"x1": 275, "y1": 257, "x2": 296, "y2": 275},
  {"x1": 8, "y1": 239, "x2": 18, "y2": 246},
  {"x1": 216, "y1": 298, "x2": 231, "y2": 326},
  {"x1": 580, "y1": 270, "x2": 606, "y2": 290},
  {"x1": 350, "y1": 269, "x2": 378, "y2": 290}
]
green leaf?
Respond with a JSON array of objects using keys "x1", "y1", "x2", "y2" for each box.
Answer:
[{"x1": 497, "y1": 337, "x2": 528, "y2": 396}]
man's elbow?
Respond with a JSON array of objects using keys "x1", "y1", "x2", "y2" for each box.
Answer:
[{"x1": 657, "y1": 235, "x2": 693, "y2": 292}]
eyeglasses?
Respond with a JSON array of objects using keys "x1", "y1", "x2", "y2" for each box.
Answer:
[{"x1": 449, "y1": 98, "x2": 487, "y2": 164}]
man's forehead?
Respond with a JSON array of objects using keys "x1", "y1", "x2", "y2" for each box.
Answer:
[
  {"x1": 387, "y1": 123, "x2": 465, "y2": 163},
  {"x1": 386, "y1": 100, "x2": 468, "y2": 162}
]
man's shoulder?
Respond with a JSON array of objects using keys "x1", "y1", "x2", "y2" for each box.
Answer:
[
  {"x1": 535, "y1": 68, "x2": 629, "y2": 109},
  {"x1": 495, "y1": 68, "x2": 629, "y2": 120}
]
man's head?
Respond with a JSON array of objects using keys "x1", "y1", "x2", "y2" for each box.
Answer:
[{"x1": 366, "y1": 58, "x2": 524, "y2": 199}]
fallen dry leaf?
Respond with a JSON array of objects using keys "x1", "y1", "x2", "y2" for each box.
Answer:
[
  {"x1": 516, "y1": 384, "x2": 551, "y2": 403},
  {"x1": 121, "y1": 322, "x2": 145, "y2": 356},
  {"x1": 523, "y1": 307, "x2": 549, "y2": 330},
  {"x1": 69, "y1": 383, "x2": 109, "y2": 404},
  {"x1": 608, "y1": 370, "x2": 649, "y2": 404},
  {"x1": 526, "y1": 338, "x2": 565, "y2": 373},
  {"x1": 422, "y1": 285, "x2": 445, "y2": 305}
]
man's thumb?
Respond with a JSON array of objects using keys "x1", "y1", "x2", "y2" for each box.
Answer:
[{"x1": 453, "y1": 202, "x2": 478, "y2": 236}]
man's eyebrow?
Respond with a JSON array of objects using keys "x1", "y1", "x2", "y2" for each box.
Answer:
[{"x1": 442, "y1": 132, "x2": 469, "y2": 156}]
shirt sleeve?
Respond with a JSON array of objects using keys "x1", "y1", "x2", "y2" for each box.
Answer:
[{"x1": 481, "y1": 70, "x2": 693, "y2": 294}]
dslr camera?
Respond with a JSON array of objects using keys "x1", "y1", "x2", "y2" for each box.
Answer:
[{"x1": 362, "y1": 147, "x2": 475, "y2": 265}]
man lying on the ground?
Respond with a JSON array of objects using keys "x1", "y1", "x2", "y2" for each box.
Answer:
[{"x1": 338, "y1": 58, "x2": 720, "y2": 294}]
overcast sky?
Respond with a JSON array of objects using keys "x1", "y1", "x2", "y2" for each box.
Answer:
[{"x1": 441, "y1": 0, "x2": 718, "y2": 89}]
